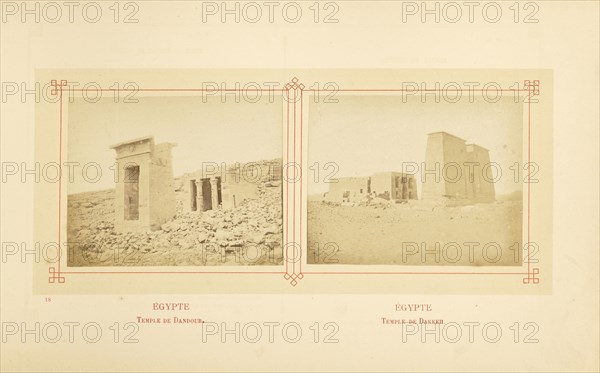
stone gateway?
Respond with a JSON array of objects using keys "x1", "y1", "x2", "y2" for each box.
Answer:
[{"x1": 110, "y1": 136, "x2": 176, "y2": 233}]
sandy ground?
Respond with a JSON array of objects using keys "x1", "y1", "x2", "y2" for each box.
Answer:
[
  {"x1": 307, "y1": 197, "x2": 523, "y2": 266},
  {"x1": 67, "y1": 180, "x2": 283, "y2": 267}
]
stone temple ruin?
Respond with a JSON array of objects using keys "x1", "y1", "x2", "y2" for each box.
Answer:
[
  {"x1": 422, "y1": 131, "x2": 495, "y2": 204},
  {"x1": 110, "y1": 135, "x2": 282, "y2": 235},
  {"x1": 325, "y1": 131, "x2": 495, "y2": 205},
  {"x1": 180, "y1": 161, "x2": 283, "y2": 213},
  {"x1": 184, "y1": 176, "x2": 228, "y2": 212},
  {"x1": 110, "y1": 136, "x2": 176, "y2": 233},
  {"x1": 326, "y1": 172, "x2": 418, "y2": 203}
]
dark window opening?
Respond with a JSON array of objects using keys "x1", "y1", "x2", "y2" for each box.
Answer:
[{"x1": 124, "y1": 165, "x2": 140, "y2": 220}]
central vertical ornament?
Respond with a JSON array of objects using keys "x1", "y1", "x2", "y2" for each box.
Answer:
[{"x1": 283, "y1": 77, "x2": 305, "y2": 286}]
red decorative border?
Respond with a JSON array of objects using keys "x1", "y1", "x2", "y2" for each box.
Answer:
[
  {"x1": 49, "y1": 78, "x2": 539, "y2": 286},
  {"x1": 283, "y1": 77, "x2": 305, "y2": 286}
]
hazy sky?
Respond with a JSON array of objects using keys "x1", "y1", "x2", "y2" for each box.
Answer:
[
  {"x1": 67, "y1": 96, "x2": 282, "y2": 194},
  {"x1": 67, "y1": 94, "x2": 524, "y2": 196},
  {"x1": 307, "y1": 95, "x2": 524, "y2": 196}
]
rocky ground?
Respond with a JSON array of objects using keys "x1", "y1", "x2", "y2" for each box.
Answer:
[
  {"x1": 67, "y1": 180, "x2": 283, "y2": 267},
  {"x1": 307, "y1": 196, "x2": 523, "y2": 266}
]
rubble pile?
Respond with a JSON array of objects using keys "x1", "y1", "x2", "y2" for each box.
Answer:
[{"x1": 67, "y1": 180, "x2": 283, "y2": 267}]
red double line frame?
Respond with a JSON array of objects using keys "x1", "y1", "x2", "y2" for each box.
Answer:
[{"x1": 47, "y1": 78, "x2": 540, "y2": 287}]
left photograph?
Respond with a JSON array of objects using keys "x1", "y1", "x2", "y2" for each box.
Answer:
[{"x1": 66, "y1": 95, "x2": 283, "y2": 267}]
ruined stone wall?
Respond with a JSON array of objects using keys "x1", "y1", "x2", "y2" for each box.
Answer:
[
  {"x1": 371, "y1": 172, "x2": 418, "y2": 201},
  {"x1": 327, "y1": 172, "x2": 418, "y2": 203},
  {"x1": 326, "y1": 177, "x2": 370, "y2": 202},
  {"x1": 370, "y1": 172, "x2": 394, "y2": 200},
  {"x1": 180, "y1": 159, "x2": 282, "y2": 212},
  {"x1": 392, "y1": 173, "x2": 418, "y2": 200},
  {"x1": 407, "y1": 177, "x2": 418, "y2": 199}
]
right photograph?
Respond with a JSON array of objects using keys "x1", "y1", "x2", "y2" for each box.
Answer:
[{"x1": 307, "y1": 94, "x2": 524, "y2": 266}]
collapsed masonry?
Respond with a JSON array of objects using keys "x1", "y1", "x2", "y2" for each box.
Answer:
[
  {"x1": 110, "y1": 136, "x2": 176, "y2": 234},
  {"x1": 422, "y1": 131, "x2": 495, "y2": 204}
]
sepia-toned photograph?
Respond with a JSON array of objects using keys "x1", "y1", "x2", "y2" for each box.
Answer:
[
  {"x1": 66, "y1": 95, "x2": 283, "y2": 267},
  {"x1": 307, "y1": 95, "x2": 524, "y2": 266},
  {"x1": 4, "y1": 0, "x2": 596, "y2": 367}
]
